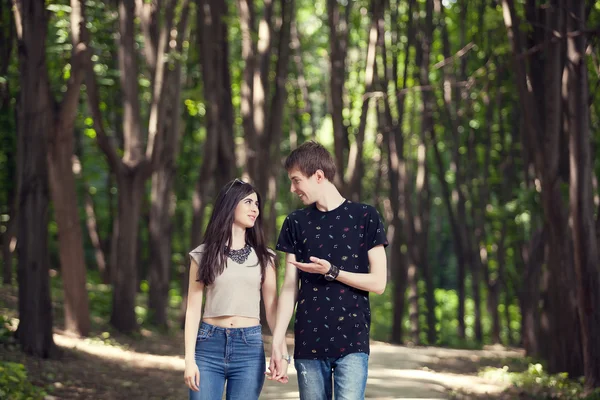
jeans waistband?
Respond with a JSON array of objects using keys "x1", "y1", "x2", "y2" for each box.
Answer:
[{"x1": 200, "y1": 321, "x2": 262, "y2": 336}]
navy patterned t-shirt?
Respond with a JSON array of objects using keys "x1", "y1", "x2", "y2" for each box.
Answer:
[{"x1": 276, "y1": 199, "x2": 388, "y2": 360}]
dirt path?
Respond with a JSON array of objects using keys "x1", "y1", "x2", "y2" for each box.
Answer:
[{"x1": 1, "y1": 328, "x2": 523, "y2": 399}]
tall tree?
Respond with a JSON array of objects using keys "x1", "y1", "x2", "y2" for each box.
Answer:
[
  {"x1": 190, "y1": 0, "x2": 236, "y2": 252},
  {"x1": 379, "y1": 0, "x2": 414, "y2": 344},
  {"x1": 565, "y1": 0, "x2": 600, "y2": 390},
  {"x1": 326, "y1": 0, "x2": 350, "y2": 191},
  {"x1": 502, "y1": 0, "x2": 583, "y2": 375},
  {"x1": 12, "y1": 0, "x2": 56, "y2": 357},
  {"x1": 45, "y1": 0, "x2": 92, "y2": 337},
  {"x1": 148, "y1": 0, "x2": 191, "y2": 328},
  {"x1": 0, "y1": 0, "x2": 16, "y2": 286},
  {"x1": 435, "y1": 0, "x2": 469, "y2": 340},
  {"x1": 237, "y1": 0, "x2": 294, "y2": 242},
  {"x1": 85, "y1": 0, "x2": 182, "y2": 332}
]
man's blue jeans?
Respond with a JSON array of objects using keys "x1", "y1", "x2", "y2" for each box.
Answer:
[
  {"x1": 294, "y1": 352, "x2": 369, "y2": 400},
  {"x1": 190, "y1": 322, "x2": 265, "y2": 400}
]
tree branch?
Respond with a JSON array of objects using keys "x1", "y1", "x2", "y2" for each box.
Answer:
[
  {"x1": 432, "y1": 42, "x2": 475, "y2": 69},
  {"x1": 146, "y1": 0, "x2": 178, "y2": 170}
]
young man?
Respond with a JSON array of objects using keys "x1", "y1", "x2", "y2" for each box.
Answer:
[{"x1": 268, "y1": 141, "x2": 388, "y2": 399}]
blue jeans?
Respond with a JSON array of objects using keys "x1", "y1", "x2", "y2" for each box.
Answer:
[
  {"x1": 190, "y1": 322, "x2": 265, "y2": 400},
  {"x1": 294, "y1": 352, "x2": 369, "y2": 400}
]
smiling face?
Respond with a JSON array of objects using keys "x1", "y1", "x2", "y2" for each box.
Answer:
[
  {"x1": 233, "y1": 192, "x2": 260, "y2": 229},
  {"x1": 288, "y1": 168, "x2": 321, "y2": 205}
]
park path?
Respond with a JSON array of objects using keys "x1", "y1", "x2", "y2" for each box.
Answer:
[
  {"x1": 44, "y1": 333, "x2": 522, "y2": 399},
  {"x1": 260, "y1": 342, "x2": 521, "y2": 399}
]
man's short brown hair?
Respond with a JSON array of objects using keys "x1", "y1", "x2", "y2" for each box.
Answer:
[{"x1": 284, "y1": 141, "x2": 336, "y2": 181}]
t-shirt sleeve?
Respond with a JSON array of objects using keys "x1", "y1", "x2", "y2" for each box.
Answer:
[
  {"x1": 189, "y1": 244, "x2": 205, "y2": 267},
  {"x1": 366, "y1": 207, "x2": 388, "y2": 250},
  {"x1": 276, "y1": 215, "x2": 297, "y2": 254}
]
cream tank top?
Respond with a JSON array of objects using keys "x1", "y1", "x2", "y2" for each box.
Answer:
[{"x1": 189, "y1": 244, "x2": 273, "y2": 320}]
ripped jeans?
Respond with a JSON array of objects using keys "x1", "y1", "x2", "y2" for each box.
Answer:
[{"x1": 294, "y1": 352, "x2": 369, "y2": 400}]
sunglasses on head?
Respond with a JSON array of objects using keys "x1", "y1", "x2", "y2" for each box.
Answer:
[{"x1": 225, "y1": 178, "x2": 246, "y2": 195}]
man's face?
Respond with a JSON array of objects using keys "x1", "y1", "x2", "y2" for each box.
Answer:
[{"x1": 288, "y1": 168, "x2": 319, "y2": 205}]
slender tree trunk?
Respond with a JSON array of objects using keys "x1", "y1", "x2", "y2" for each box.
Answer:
[
  {"x1": 45, "y1": 0, "x2": 91, "y2": 337},
  {"x1": 238, "y1": 0, "x2": 256, "y2": 164},
  {"x1": 247, "y1": 0, "x2": 274, "y2": 190},
  {"x1": 290, "y1": 21, "x2": 317, "y2": 138},
  {"x1": 83, "y1": 185, "x2": 108, "y2": 282},
  {"x1": 327, "y1": 0, "x2": 350, "y2": 190},
  {"x1": 12, "y1": 0, "x2": 56, "y2": 357},
  {"x1": 566, "y1": 0, "x2": 600, "y2": 389},
  {"x1": 263, "y1": 0, "x2": 294, "y2": 242},
  {"x1": 0, "y1": 2, "x2": 16, "y2": 285},
  {"x1": 518, "y1": 228, "x2": 544, "y2": 356},
  {"x1": 345, "y1": 0, "x2": 378, "y2": 201},
  {"x1": 110, "y1": 171, "x2": 146, "y2": 332},
  {"x1": 437, "y1": 1, "x2": 466, "y2": 340},
  {"x1": 379, "y1": 0, "x2": 416, "y2": 344},
  {"x1": 47, "y1": 137, "x2": 91, "y2": 336},
  {"x1": 148, "y1": 0, "x2": 190, "y2": 327},
  {"x1": 185, "y1": 0, "x2": 236, "y2": 324}
]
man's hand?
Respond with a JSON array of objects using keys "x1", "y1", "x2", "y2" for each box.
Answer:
[
  {"x1": 290, "y1": 256, "x2": 330, "y2": 275},
  {"x1": 266, "y1": 347, "x2": 289, "y2": 383}
]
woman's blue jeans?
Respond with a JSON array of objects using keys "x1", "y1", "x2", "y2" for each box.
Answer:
[{"x1": 190, "y1": 322, "x2": 265, "y2": 400}]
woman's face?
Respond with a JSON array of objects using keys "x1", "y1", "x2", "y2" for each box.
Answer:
[{"x1": 233, "y1": 192, "x2": 260, "y2": 229}]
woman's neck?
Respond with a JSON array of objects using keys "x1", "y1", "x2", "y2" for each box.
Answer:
[{"x1": 230, "y1": 224, "x2": 247, "y2": 250}]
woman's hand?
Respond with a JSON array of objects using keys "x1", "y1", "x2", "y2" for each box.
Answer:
[
  {"x1": 184, "y1": 360, "x2": 200, "y2": 391},
  {"x1": 266, "y1": 348, "x2": 289, "y2": 384}
]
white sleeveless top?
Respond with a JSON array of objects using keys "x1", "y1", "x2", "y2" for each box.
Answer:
[{"x1": 189, "y1": 244, "x2": 273, "y2": 320}]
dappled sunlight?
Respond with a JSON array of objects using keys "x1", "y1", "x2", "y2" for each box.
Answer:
[
  {"x1": 46, "y1": 332, "x2": 519, "y2": 399},
  {"x1": 53, "y1": 333, "x2": 185, "y2": 371}
]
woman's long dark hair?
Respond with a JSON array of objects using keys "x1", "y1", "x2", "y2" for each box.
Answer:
[{"x1": 195, "y1": 179, "x2": 275, "y2": 285}]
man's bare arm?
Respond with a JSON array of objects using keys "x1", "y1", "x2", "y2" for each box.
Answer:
[{"x1": 290, "y1": 245, "x2": 387, "y2": 294}]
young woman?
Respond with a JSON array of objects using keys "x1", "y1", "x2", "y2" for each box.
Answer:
[{"x1": 183, "y1": 179, "x2": 289, "y2": 399}]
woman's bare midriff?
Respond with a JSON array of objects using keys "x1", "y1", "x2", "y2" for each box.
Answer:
[{"x1": 203, "y1": 315, "x2": 260, "y2": 328}]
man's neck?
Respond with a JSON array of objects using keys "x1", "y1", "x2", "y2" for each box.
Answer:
[{"x1": 314, "y1": 184, "x2": 345, "y2": 212}]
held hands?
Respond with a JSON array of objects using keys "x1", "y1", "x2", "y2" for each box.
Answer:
[
  {"x1": 266, "y1": 347, "x2": 289, "y2": 384},
  {"x1": 290, "y1": 256, "x2": 330, "y2": 275},
  {"x1": 184, "y1": 360, "x2": 200, "y2": 392}
]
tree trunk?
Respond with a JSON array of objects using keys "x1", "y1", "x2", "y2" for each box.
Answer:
[
  {"x1": 110, "y1": 171, "x2": 145, "y2": 332},
  {"x1": 437, "y1": 1, "x2": 467, "y2": 340},
  {"x1": 502, "y1": 0, "x2": 583, "y2": 375},
  {"x1": 12, "y1": 0, "x2": 56, "y2": 357},
  {"x1": 247, "y1": 0, "x2": 274, "y2": 190},
  {"x1": 45, "y1": 0, "x2": 91, "y2": 337},
  {"x1": 566, "y1": 0, "x2": 600, "y2": 389},
  {"x1": 290, "y1": 21, "x2": 317, "y2": 139},
  {"x1": 184, "y1": 0, "x2": 236, "y2": 324},
  {"x1": 0, "y1": 1, "x2": 16, "y2": 286},
  {"x1": 518, "y1": 228, "x2": 545, "y2": 356},
  {"x1": 82, "y1": 185, "x2": 108, "y2": 282},
  {"x1": 47, "y1": 131, "x2": 91, "y2": 336},
  {"x1": 263, "y1": 0, "x2": 294, "y2": 243},
  {"x1": 378, "y1": 0, "x2": 416, "y2": 345},
  {"x1": 148, "y1": 0, "x2": 190, "y2": 327},
  {"x1": 327, "y1": 0, "x2": 350, "y2": 190},
  {"x1": 237, "y1": 0, "x2": 256, "y2": 164}
]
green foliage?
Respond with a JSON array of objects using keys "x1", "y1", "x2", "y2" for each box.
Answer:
[
  {"x1": 481, "y1": 363, "x2": 600, "y2": 400},
  {"x1": 370, "y1": 286, "x2": 521, "y2": 347},
  {"x1": 0, "y1": 362, "x2": 46, "y2": 400},
  {"x1": 0, "y1": 315, "x2": 16, "y2": 346}
]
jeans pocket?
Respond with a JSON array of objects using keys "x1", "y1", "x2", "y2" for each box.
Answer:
[
  {"x1": 242, "y1": 331, "x2": 263, "y2": 347},
  {"x1": 197, "y1": 328, "x2": 212, "y2": 342}
]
